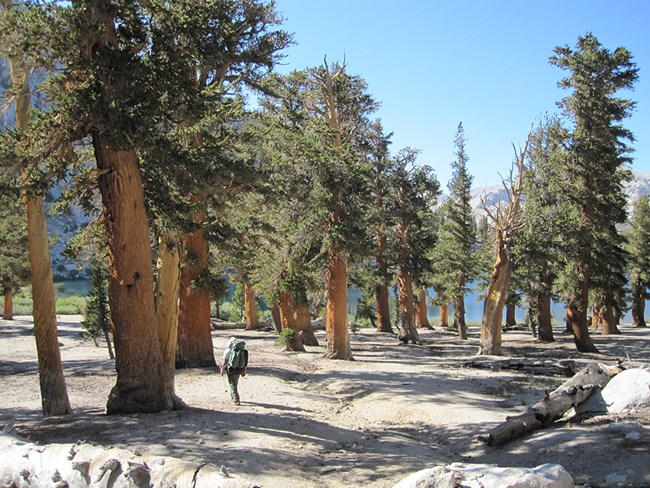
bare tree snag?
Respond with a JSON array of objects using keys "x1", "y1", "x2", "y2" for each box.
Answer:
[
  {"x1": 479, "y1": 362, "x2": 622, "y2": 446},
  {"x1": 478, "y1": 139, "x2": 529, "y2": 356}
]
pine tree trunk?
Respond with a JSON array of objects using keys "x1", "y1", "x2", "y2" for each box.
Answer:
[
  {"x1": 278, "y1": 292, "x2": 305, "y2": 352},
  {"x1": 374, "y1": 234, "x2": 392, "y2": 333},
  {"x1": 243, "y1": 281, "x2": 260, "y2": 329},
  {"x1": 10, "y1": 51, "x2": 71, "y2": 416},
  {"x1": 295, "y1": 301, "x2": 319, "y2": 346},
  {"x1": 325, "y1": 251, "x2": 352, "y2": 359},
  {"x1": 177, "y1": 221, "x2": 215, "y2": 368},
  {"x1": 455, "y1": 272, "x2": 467, "y2": 339},
  {"x1": 566, "y1": 279, "x2": 599, "y2": 353},
  {"x1": 415, "y1": 291, "x2": 432, "y2": 329},
  {"x1": 439, "y1": 303, "x2": 449, "y2": 327},
  {"x1": 537, "y1": 292, "x2": 554, "y2": 342},
  {"x1": 454, "y1": 293, "x2": 467, "y2": 340},
  {"x1": 2, "y1": 278, "x2": 13, "y2": 320},
  {"x1": 271, "y1": 305, "x2": 282, "y2": 333},
  {"x1": 279, "y1": 291, "x2": 295, "y2": 330},
  {"x1": 601, "y1": 303, "x2": 621, "y2": 335},
  {"x1": 592, "y1": 303, "x2": 603, "y2": 332},
  {"x1": 24, "y1": 191, "x2": 73, "y2": 416},
  {"x1": 631, "y1": 288, "x2": 646, "y2": 327},
  {"x1": 93, "y1": 134, "x2": 165, "y2": 414},
  {"x1": 478, "y1": 243, "x2": 512, "y2": 356},
  {"x1": 506, "y1": 302, "x2": 516, "y2": 327},
  {"x1": 156, "y1": 232, "x2": 185, "y2": 410},
  {"x1": 397, "y1": 267, "x2": 419, "y2": 344}
]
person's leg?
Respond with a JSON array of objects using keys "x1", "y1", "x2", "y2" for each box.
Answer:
[{"x1": 227, "y1": 370, "x2": 240, "y2": 404}]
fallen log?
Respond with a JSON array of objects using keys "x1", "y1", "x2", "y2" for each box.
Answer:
[
  {"x1": 463, "y1": 357, "x2": 577, "y2": 377},
  {"x1": 0, "y1": 432, "x2": 254, "y2": 488},
  {"x1": 479, "y1": 362, "x2": 623, "y2": 447}
]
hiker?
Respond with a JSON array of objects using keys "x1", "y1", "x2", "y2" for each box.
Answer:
[{"x1": 220, "y1": 337, "x2": 248, "y2": 405}]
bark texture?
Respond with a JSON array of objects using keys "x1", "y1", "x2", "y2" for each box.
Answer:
[
  {"x1": 24, "y1": 191, "x2": 73, "y2": 416},
  {"x1": 397, "y1": 267, "x2": 419, "y2": 344},
  {"x1": 505, "y1": 302, "x2": 516, "y2": 327},
  {"x1": 454, "y1": 272, "x2": 467, "y2": 339},
  {"x1": 631, "y1": 292, "x2": 646, "y2": 327},
  {"x1": 566, "y1": 279, "x2": 599, "y2": 353},
  {"x1": 156, "y1": 232, "x2": 185, "y2": 411},
  {"x1": 374, "y1": 234, "x2": 392, "y2": 333},
  {"x1": 478, "y1": 244, "x2": 511, "y2": 356},
  {"x1": 10, "y1": 49, "x2": 71, "y2": 416},
  {"x1": 177, "y1": 223, "x2": 216, "y2": 368},
  {"x1": 243, "y1": 281, "x2": 260, "y2": 329},
  {"x1": 2, "y1": 279, "x2": 13, "y2": 320},
  {"x1": 438, "y1": 303, "x2": 449, "y2": 327},
  {"x1": 415, "y1": 291, "x2": 432, "y2": 329},
  {"x1": 93, "y1": 135, "x2": 165, "y2": 414},
  {"x1": 601, "y1": 303, "x2": 621, "y2": 335},
  {"x1": 325, "y1": 251, "x2": 352, "y2": 359},
  {"x1": 536, "y1": 292, "x2": 554, "y2": 342}
]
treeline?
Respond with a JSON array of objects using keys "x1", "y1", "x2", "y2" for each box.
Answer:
[{"x1": 0, "y1": 0, "x2": 644, "y2": 417}]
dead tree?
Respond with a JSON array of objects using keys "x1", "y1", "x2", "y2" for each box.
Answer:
[
  {"x1": 479, "y1": 362, "x2": 622, "y2": 446},
  {"x1": 478, "y1": 138, "x2": 529, "y2": 356}
]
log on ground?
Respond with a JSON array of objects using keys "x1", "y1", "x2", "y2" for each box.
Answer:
[{"x1": 479, "y1": 362, "x2": 623, "y2": 447}]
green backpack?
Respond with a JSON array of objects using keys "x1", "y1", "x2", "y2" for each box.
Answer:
[{"x1": 227, "y1": 339, "x2": 248, "y2": 370}]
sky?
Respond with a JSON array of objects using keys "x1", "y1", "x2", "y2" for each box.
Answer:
[{"x1": 271, "y1": 0, "x2": 649, "y2": 188}]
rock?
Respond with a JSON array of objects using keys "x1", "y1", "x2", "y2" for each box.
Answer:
[
  {"x1": 607, "y1": 421, "x2": 643, "y2": 435},
  {"x1": 624, "y1": 431, "x2": 641, "y2": 441},
  {"x1": 576, "y1": 368, "x2": 650, "y2": 414},
  {"x1": 605, "y1": 472, "x2": 627, "y2": 486},
  {"x1": 393, "y1": 463, "x2": 574, "y2": 488}
]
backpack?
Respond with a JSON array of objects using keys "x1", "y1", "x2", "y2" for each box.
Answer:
[{"x1": 227, "y1": 339, "x2": 248, "y2": 370}]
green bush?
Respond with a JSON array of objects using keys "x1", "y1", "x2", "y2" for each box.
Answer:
[{"x1": 275, "y1": 329, "x2": 295, "y2": 347}]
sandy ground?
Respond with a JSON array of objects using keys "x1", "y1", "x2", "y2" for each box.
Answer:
[{"x1": 1, "y1": 315, "x2": 649, "y2": 487}]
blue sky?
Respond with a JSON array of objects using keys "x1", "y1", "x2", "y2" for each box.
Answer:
[{"x1": 272, "y1": 0, "x2": 649, "y2": 188}]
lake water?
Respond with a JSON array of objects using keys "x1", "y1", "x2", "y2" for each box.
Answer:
[{"x1": 55, "y1": 280, "x2": 642, "y2": 325}]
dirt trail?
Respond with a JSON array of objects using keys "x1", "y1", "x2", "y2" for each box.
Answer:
[{"x1": 1, "y1": 316, "x2": 649, "y2": 487}]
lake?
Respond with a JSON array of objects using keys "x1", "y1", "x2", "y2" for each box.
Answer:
[{"x1": 55, "y1": 280, "x2": 642, "y2": 325}]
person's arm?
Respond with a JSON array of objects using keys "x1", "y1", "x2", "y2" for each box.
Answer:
[
  {"x1": 220, "y1": 358, "x2": 226, "y2": 376},
  {"x1": 241, "y1": 367, "x2": 246, "y2": 377}
]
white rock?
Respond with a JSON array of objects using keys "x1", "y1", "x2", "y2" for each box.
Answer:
[
  {"x1": 394, "y1": 463, "x2": 574, "y2": 488},
  {"x1": 576, "y1": 368, "x2": 650, "y2": 414},
  {"x1": 601, "y1": 368, "x2": 650, "y2": 413}
]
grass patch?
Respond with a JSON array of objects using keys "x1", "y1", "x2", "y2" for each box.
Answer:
[{"x1": 5, "y1": 292, "x2": 86, "y2": 316}]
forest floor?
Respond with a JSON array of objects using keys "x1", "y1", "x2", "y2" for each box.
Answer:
[{"x1": 1, "y1": 315, "x2": 649, "y2": 488}]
